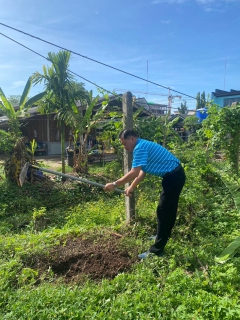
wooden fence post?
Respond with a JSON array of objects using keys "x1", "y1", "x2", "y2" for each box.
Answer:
[{"x1": 122, "y1": 92, "x2": 135, "y2": 222}]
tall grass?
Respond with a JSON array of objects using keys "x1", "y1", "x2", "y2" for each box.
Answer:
[{"x1": 1, "y1": 151, "x2": 240, "y2": 319}]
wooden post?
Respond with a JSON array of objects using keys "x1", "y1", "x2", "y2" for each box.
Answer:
[
  {"x1": 122, "y1": 92, "x2": 135, "y2": 222},
  {"x1": 47, "y1": 115, "x2": 50, "y2": 154},
  {"x1": 47, "y1": 115, "x2": 50, "y2": 143}
]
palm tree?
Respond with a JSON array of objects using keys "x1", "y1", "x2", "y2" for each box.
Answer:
[{"x1": 32, "y1": 50, "x2": 88, "y2": 176}]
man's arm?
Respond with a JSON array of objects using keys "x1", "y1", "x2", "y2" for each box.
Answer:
[
  {"x1": 103, "y1": 166, "x2": 141, "y2": 192},
  {"x1": 131, "y1": 170, "x2": 146, "y2": 187},
  {"x1": 125, "y1": 170, "x2": 146, "y2": 196}
]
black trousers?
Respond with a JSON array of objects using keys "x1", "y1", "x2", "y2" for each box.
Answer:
[{"x1": 149, "y1": 166, "x2": 186, "y2": 255}]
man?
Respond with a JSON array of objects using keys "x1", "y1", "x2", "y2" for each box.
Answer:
[{"x1": 104, "y1": 129, "x2": 185, "y2": 259}]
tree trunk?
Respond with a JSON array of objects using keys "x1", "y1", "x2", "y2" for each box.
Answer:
[{"x1": 74, "y1": 134, "x2": 89, "y2": 174}]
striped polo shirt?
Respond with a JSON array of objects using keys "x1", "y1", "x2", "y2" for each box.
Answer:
[{"x1": 132, "y1": 138, "x2": 180, "y2": 177}]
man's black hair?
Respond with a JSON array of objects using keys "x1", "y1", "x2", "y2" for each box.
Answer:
[{"x1": 118, "y1": 129, "x2": 138, "y2": 139}]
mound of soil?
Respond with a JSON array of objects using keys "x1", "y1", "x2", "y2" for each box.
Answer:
[{"x1": 33, "y1": 233, "x2": 139, "y2": 283}]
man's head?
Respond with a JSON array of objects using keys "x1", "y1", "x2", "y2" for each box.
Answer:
[{"x1": 118, "y1": 129, "x2": 138, "y2": 152}]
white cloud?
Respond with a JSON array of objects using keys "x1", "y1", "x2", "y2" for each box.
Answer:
[
  {"x1": 152, "y1": 0, "x2": 239, "y2": 4},
  {"x1": 11, "y1": 81, "x2": 26, "y2": 89},
  {"x1": 161, "y1": 20, "x2": 171, "y2": 24},
  {"x1": 152, "y1": 0, "x2": 186, "y2": 3},
  {"x1": 204, "y1": 7, "x2": 224, "y2": 12},
  {"x1": 196, "y1": 0, "x2": 215, "y2": 4},
  {"x1": 0, "y1": 64, "x2": 12, "y2": 70}
]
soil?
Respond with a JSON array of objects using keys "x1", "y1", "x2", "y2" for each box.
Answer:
[{"x1": 31, "y1": 233, "x2": 139, "y2": 283}]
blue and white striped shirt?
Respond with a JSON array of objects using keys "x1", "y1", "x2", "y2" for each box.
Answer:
[{"x1": 132, "y1": 138, "x2": 180, "y2": 177}]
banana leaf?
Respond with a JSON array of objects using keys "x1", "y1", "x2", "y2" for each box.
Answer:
[
  {"x1": 214, "y1": 167, "x2": 240, "y2": 263},
  {"x1": 215, "y1": 236, "x2": 240, "y2": 263}
]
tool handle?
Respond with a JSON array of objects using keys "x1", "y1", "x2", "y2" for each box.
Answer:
[{"x1": 30, "y1": 165, "x2": 125, "y2": 194}]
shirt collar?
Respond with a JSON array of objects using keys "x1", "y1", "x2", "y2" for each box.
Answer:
[{"x1": 134, "y1": 138, "x2": 140, "y2": 150}]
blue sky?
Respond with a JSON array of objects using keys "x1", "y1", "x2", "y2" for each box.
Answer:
[{"x1": 0, "y1": 0, "x2": 240, "y2": 111}]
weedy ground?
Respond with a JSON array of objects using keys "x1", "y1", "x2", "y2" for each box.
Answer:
[{"x1": 0, "y1": 151, "x2": 240, "y2": 319}]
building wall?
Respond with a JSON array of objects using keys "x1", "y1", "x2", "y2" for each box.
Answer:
[
  {"x1": 47, "y1": 142, "x2": 69, "y2": 155},
  {"x1": 21, "y1": 114, "x2": 72, "y2": 142},
  {"x1": 20, "y1": 114, "x2": 101, "y2": 155},
  {"x1": 212, "y1": 93, "x2": 240, "y2": 107},
  {"x1": 21, "y1": 114, "x2": 73, "y2": 155}
]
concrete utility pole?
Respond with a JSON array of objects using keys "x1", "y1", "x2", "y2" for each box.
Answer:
[{"x1": 122, "y1": 92, "x2": 135, "y2": 222}]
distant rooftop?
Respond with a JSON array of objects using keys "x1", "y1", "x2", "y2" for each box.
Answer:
[{"x1": 212, "y1": 89, "x2": 240, "y2": 97}]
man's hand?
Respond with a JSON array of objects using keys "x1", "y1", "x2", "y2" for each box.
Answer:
[
  {"x1": 124, "y1": 185, "x2": 134, "y2": 197},
  {"x1": 103, "y1": 183, "x2": 115, "y2": 192}
]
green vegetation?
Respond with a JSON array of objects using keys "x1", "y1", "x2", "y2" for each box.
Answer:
[
  {"x1": 0, "y1": 78, "x2": 45, "y2": 184},
  {"x1": 32, "y1": 50, "x2": 89, "y2": 176},
  {"x1": 0, "y1": 143, "x2": 240, "y2": 319},
  {"x1": 1, "y1": 56, "x2": 240, "y2": 318}
]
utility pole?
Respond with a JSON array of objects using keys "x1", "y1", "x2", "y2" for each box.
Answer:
[
  {"x1": 114, "y1": 88, "x2": 181, "y2": 115},
  {"x1": 168, "y1": 88, "x2": 181, "y2": 115},
  {"x1": 122, "y1": 92, "x2": 135, "y2": 222}
]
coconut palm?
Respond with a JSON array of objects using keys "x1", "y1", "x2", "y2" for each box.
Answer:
[{"x1": 32, "y1": 50, "x2": 88, "y2": 175}]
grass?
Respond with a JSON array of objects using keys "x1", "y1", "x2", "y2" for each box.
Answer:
[{"x1": 1, "y1": 152, "x2": 240, "y2": 319}]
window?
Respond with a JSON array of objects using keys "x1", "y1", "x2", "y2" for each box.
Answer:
[{"x1": 223, "y1": 97, "x2": 240, "y2": 107}]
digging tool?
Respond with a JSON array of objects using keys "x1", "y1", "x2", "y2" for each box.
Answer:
[{"x1": 19, "y1": 163, "x2": 125, "y2": 194}]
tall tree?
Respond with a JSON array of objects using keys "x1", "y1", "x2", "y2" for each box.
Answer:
[
  {"x1": 32, "y1": 50, "x2": 88, "y2": 176},
  {"x1": 201, "y1": 91, "x2": 206, "y2": 108},
  {"x1": 178, "y1": 100, "x2": 188, "y2": 114},
  {"x1": 196, "y1": 91, "x2": 206, "y2": 109},
  {"x1": 196, "y1": 92, "x2": 201, "y2": 109},
  {"x1": 7, "y1": 95, "x2": 21, "y2": 107}
]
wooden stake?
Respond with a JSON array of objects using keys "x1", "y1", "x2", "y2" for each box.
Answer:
[{"x1": 122, "y1": 92, "x2": 135, "y2": 222}]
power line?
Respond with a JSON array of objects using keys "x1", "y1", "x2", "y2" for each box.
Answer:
[
  {"x1": 0, "y1": 32, "x2": 196, "y2": 116},
  {"x1": 0, "y1": 32, "x2": 154, "y2": 114},
  {"x1": 0, "y1": 32, "x2": 116, "y2": 98},
  {"x1": 0, "y1": 22, "x2": 196, "y2": 100}
]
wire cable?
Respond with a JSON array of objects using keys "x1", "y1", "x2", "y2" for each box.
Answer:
[
  {"x1": 0, "y1": 30, "x2": 196, "y2": 113},
  {"x1": 0, "y1": 22, "x2": 196, "y2": 100},
  {"x1": 0, "y1": 32, "x2": 158, "y2": 114},
  {"x1": 0, "y1": 32, "x2": 117, "y2": 98}
]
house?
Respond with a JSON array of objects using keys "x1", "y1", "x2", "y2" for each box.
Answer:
[
  {"x1": 168, "y1": 113, "x2": 191, "y2": 141},
  {"x1": 146, "y1": 102, "x2": 167, "y2": 115},
  {"x1": 211, "y1": 89, "x2": 240, "y2": 107},
  {"x1": 133, "y1": 97, "x2": 167, "y2": 115},
  {"x1": 0, "y1": 94, "x2": 152, "y2": 155}
]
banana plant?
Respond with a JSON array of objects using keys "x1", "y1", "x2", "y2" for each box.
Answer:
[
  {"x1": 66, "y1": 90, "x2": 109, "y2": 173},
  {"x1": 0, "y1": 77, "x2": 46, "y2": 139},
  {"x1": 214, "y1": 167, "x2": 240, "y2": 263},
  {"x1": 0, "y1": 77, "x2": 45, "y2": 183},
  {"x1": 162, "y1": 115, "x2": 182, "y2": 147}
]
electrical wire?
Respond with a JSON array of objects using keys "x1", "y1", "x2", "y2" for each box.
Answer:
[
  {"x1": 0, "y1": 32, "x2": 119, "y2": 98},
  {"x1": 0, "y1": 32, "x2": 196, "y2": 115},
  {"x1": 0, "y1": 22, "x2": 196, "y2": 100},
  {"x1": 0, "y1": 32, "x2": 159, "y2": 114}
]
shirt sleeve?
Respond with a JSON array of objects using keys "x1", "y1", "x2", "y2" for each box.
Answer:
[{"x1": 132, "y1": 148, "x2": 148, "y2": 168}]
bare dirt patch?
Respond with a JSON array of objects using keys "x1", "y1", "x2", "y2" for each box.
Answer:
[{"x1": 32, "y1": 233, "x2": 139, "y2": 283}]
